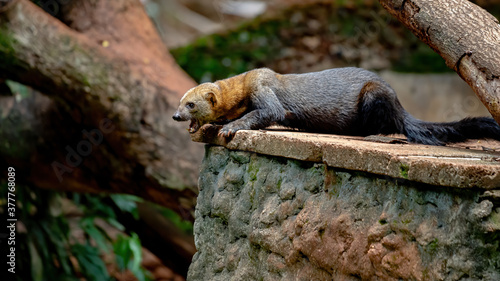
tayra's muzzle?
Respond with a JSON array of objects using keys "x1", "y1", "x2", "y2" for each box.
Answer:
[
  {"x1": 172, "y1": 112, "x2": 201, "y2": 134},
  {"x1": 172, "y1": 112, "x2": 184, "y2": 121}
]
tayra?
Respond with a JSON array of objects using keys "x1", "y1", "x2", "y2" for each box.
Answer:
[{"x1": 172, "y1": 67, "x2": 500, "y2": 146}]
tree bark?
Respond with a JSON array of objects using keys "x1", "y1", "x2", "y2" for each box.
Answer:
[
  {"x1": 379, "y1": 0, "x2": 500, "y2": 124},
  {"x1": 0, "y1": 0, "x2": 203, "y2": 219}
]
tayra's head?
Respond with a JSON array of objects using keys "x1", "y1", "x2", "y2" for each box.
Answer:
[{"x1": 172, "y1": 83, "x2": 220, "y2": 133}]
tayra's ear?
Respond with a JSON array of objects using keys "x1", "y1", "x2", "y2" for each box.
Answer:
[{"x1": 205, "y1": 92, "x2": 217, "y2": 107}]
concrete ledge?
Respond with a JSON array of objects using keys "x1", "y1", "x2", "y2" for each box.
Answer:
[{"x1": 191, "y1": 125, "x2": 500, "y2": 189}]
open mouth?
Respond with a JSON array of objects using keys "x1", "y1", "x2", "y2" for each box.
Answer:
[{"x1": 188, "y1": 119, "x2": 201, "y2": 134}]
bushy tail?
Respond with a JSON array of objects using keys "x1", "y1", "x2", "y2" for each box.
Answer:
[{"x1": 403, "y1": 114, "x2": 500, "y2": 146}]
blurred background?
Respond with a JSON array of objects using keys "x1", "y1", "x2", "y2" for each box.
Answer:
[
  {"x1": 1, "y1": 0, "x2": 499, "y2": 280},
  {"x1": 155, "y1": 0, "x2": 497, "y2": 122}
]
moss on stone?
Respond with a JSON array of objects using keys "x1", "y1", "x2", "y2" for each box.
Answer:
[
  {"x1": 401, "y1": 218, "x2": 412, "y2": 225},
  {"x1": 0, "y1": 29, "x2": 22, "y2": 69},
  {"x1": 248, "y1": 159, "x2": 260, "y2": 182},
  {"x1": 400, "y1": 164, "x2": 409, "y2": 179},
  {"x1": 0, "y1": 28, "x2": 16, "y2": 53},
  {"x1": 426, "y1": 238, "x2": 439, "y2": 255}
]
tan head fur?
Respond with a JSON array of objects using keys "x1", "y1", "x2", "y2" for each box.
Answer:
[
  {"x1": 172, "y1": 83, "x2": 221, "y2": 133},
  {"x1": 172, "y1": 71, "x2": 251, "y2": 133}
]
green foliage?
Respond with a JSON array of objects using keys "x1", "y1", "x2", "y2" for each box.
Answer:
[
  {"x1": 157, "y1": 207, "x2": 194, "y2": 234},
  {"x1": 114, "y1": 233, "x2": 152, "y2": 281},
  {"x1": 71, "y1": 243, "x2": 111, "y2": 281},
  {"x1": 5, "y1": 80, "x2": 31, "y2": 98},
  {"x1": 171, "y1": 7, "x2": 311, "y2": 83},
  {"x1": 170, "y1": 3, "x2": 459, "y2": 82},
  {"x1": 110, "y1": 194, "x2": 142, "y2": 220},
  {"x1": 0, "y1": 182, "x2": 155, "y2": 281},
  {"x1": 11, "y1": 185, "x2": 77, "y2": 281},
  {"x1": 171, "y1": 18, "x2": 284, "y2": 82}
]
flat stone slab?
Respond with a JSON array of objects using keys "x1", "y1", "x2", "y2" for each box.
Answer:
[{"x1": 191, "y1": 125, "x2": 500, "y2": 189}]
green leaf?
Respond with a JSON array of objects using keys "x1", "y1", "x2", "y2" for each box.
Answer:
[
  {"x1": 113, "y1": 234, "x2": 131, "y2": 271},
  {"x1": 53, "y1": 234, "x2": 72, "y2": 274},
  {"x1": 5, "y1": 80, "x2": 31, "y2": 98},
  {"x1": 72, "y1": 193, "x2": 81, "y2": 205},
  {"x1": 110, "y1": 194, "x2": 142, "y2": 220},
  {"x1": 129, "y1": 233, "x2": 143, "y2": 273},
  {"x1": 72, "y1": 243, "x2": 110, "y2": 281},
  {"x1": 133, "y1": 269, "x2": 147, "y2": 281},
  {"x1": 158, "y1": 207, "x2": 194, "y2": 234},
  {"x1": 31, "y1": 226, "x2": 50, "y2": 264},
  {"x1": 81, "y1": 219, "x2": 111, "y2": 253},
  {"x1": 39, "y1": 219, "x2": 75, "y2": 276},
  {"x1": 28, "y1": 239, "x2": 44, "y2": 281},
  {"x1": 86, "y1": 195, "x2": 117, "y2": 218},
  {"x1": 104, "y1": 217, "x2": 125, "y2": 231}
]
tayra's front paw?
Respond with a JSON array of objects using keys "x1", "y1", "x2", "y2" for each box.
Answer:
[{"x1": 219, "y1": 123, "x2": 244, "y2": 137}]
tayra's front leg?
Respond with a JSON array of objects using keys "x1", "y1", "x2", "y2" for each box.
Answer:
[
  {"x1": 219, "y1": 87, "x2": 286, "y2": 137},
  {"x1": 219, "y1": 109, "x2": 279, "y2": 136}
]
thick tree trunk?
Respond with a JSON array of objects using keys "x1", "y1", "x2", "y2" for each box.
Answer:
[
  {"x1": 379, "y1": 0, "x2": 500, "y2": 125},
  {"x1": 0, "y1": 0, "x2": 203, "y2": 219}
]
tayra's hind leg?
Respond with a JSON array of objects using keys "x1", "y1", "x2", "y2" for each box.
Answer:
[
  {"x1": 357, "y1": 81, "x2": 444, "y2": 145},
  {"x1": 356, "y1": 81, "x2": 405, "y2": 136}
]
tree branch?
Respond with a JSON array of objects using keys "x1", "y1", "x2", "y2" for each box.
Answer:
[
  {"x1": 379, "y1": 0, "x2": 500, "y2": 124},
  {"x1": 0, "y1": 0, "x2": 203, "y2": 219}
]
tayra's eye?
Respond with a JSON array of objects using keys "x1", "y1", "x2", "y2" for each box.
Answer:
[{"x1": 186, "y1": 102, "x2": 195, "y2": 109}]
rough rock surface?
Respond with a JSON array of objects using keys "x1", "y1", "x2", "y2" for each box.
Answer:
[{"x1": 188, "y1": 145, "x2": 500, "y2": 281}]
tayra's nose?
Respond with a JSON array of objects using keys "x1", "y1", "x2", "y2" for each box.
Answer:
[{"x1": 172, "y1": 113, "x2": 182, "y2": 121}]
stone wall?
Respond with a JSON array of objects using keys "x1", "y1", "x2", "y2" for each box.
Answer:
[{"x1": 188, "y1": 145, "x2": 499, "y2": 281}]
